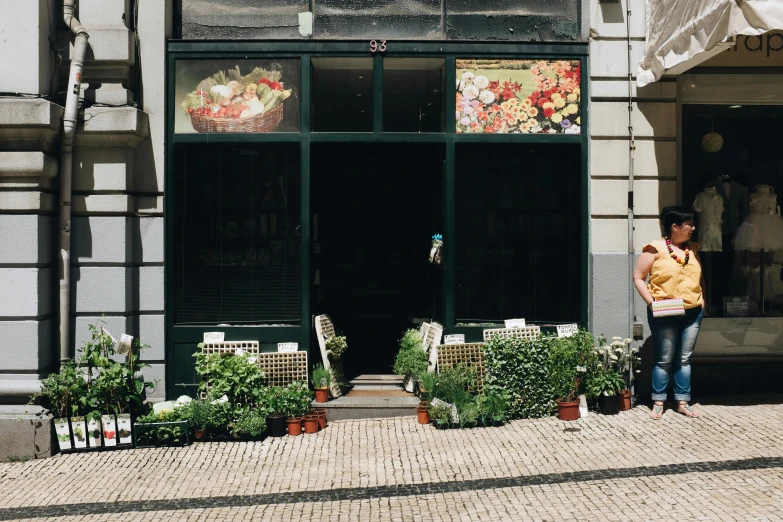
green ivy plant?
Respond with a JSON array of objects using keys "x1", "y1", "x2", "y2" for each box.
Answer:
[
  {"x1": 483, "y1": 335, "x2": 555, "y2": 419},
  {"x1": 548, "y1": 330, "x2": 597, "y2": 403}
]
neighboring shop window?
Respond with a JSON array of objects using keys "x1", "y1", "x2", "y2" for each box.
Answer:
[
  {"x1": 455, "y1": 59, "x2": 581, "y2": 134},
  {"x1": 455, "y1": 143, "x2": 582, "y2": 322},
  {"x1": 173, "y1": 143, "x2": 301, "y2": 324},
  {"x1": 175, "y1": 59, "x2": 300, "y2": 133},
  {"x1": 383, "y1": 58, "x2": 445, "y2": 132},
  {"x1": 683, "y1": 105, "x2": 783, "y2": 317},
  {"x1": 311, "y1": 57, "x2": 373, "y2": 132}
]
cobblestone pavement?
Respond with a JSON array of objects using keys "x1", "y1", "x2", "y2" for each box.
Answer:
[{"x1": 1, "y1": 395, "x2": 782, "y2": 521}]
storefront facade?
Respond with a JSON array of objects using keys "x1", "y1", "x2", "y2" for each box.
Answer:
[{"x1": 166, "y1": 38, "x2": 589, "y2": 397}]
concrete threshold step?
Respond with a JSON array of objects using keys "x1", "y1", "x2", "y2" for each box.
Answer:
[
  {"x1": 348, "y1": 374, "x2": 405, "y2": 389},
  {"x1": 313, "y1": 395, "x2": 419, "y2": 421}
]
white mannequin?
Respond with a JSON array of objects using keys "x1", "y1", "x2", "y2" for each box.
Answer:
[
  {"x1": 734, "y1": 184, "x2": 783, "y2": 252},
  {"x1": 693, "y1": 186, "x2": 724, "y2": 251}
]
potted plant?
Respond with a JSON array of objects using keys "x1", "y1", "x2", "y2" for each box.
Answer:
[
  {"x1": 416, "y1": 402, "x2": 430, "y2": 424},
  {"x1": 29, "y1": 361, "x2": 82, "y2": 452},
  {"x1": 314, "y1": 408, "x2": 327, "y2": 430},
  {"x1": 477, "y1": 387, "x2": 509, "y2": 426},
  {"x1": 311, "y1": 363, "x2": 331, "y2": 403},
  {"x1": 458, "y1": 402, "x2": 479, "y2": 429},
  {"x1": 549, "y1": 331, "x2": 595, "y2": 421},
  {"x1": 428, "y1": 403, "x2": 451, "y2": 429},
  {"x1": 231, "y1": 407, "x2": 267, "y2": 440},
  {"x1": 134, "y1": 408, "x2": 190, "y2": 447},
  {"x1": 282, "y1": 381, "x2": 313, "y2": 436},
  {"x1": 610, "y1": 337, "x2": 641, "y2": 411},
  {"x1": 393, "y1": 330, "x2": 428, "y2": 393},
  {"x1": 303, "y1": 413, "x2": 319, "y2": 434},
  {"x1": 187, "y1": 399, "x2": 212, "y2": 439},
  {"x1": 262, "y1": 386, "x2": 287, "y2": 437},
  {"x1": 587, "y1": 337, "x2": 627, "y2": 415}
]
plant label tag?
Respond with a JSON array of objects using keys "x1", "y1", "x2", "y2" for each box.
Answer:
[
  {"x1": 278, "y1": 342, "x2": 298, "y2": 353},
  {"x1": 578, "y1": 394, "x2": 589, "y2": 418},
  {"x1": 54, "y1": 420, "x2": 72, "y2": 450},
  {"x1": 505, "y1": 318, "x2": 526, "y2": 328},
  {"x1": 117, "y1": 414, "x2": 132, "y2": 445},
  {"x1": 204, "y1": 332, "x2": 225, "y2": 343},
  {"x1": 431, "y1": 397, "x2": 459, "y2": 423},
  {"x1": 444, "y1": 334, "x2": 465, "y2": 345},
  {"x1": 117, "y1": 334, "x2": 133, "y2": 354},
  {"x1": 557, "y1": 324, "x2": 578, "y2": 338},
  {"x1": 101, "y1": 415, "x2": 117, "y2": 447}
]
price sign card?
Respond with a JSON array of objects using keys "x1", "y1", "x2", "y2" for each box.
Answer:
[
  {"x1": 443, "y1": 334, "x2": 465, "y2": 345},
  {"x1": 557, "y1": 324, "x2": 578, "y2": 338},
  {"x1": 203, "y1": 332, "x2": 225, "y2": 343},
  {"x1": 278, "y1": 342, "x2": 299, "y2": 353},
  {"x1": 505, "y1": 318, "x2": 526, "y2": 328}
]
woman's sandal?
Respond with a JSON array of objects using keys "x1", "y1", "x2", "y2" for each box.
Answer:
[
  {"x1": 677, "y1": 402, "x2": 700, "y2": 418},
  {"x1": 649, "y1": 402, "x2": 664, "y2": 420}
]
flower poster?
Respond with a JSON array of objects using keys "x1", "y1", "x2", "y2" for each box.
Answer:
[
  {"x1": 175, "y1": 59, "x2": 300, "y2": 133},
  {"x1": 455, "y1": 59, "x2": 581, "y2": 134}
]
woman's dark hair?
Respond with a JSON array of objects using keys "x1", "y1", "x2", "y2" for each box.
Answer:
[{"x1": 660, "y1": 206, "x2": 695, "y2": 236}]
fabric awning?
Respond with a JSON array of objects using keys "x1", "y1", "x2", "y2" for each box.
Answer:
[{"x1": 637, "y1": 0, "x2": 783, "y2": 87}]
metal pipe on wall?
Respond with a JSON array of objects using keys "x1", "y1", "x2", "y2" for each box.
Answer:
[
  {"x1": 59, "y1": 0, "x2": 89, "y2": 367},
  {"x1": 626, "y1": 2, "x2": 636, "y2": 396}
]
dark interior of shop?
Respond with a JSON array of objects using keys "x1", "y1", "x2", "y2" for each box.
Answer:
[{"x1": 312, "y1": 143, "x2": 444, "y2": 377}]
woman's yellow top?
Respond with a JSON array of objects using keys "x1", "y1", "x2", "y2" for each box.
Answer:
[{"x1": 643, "y1": 238, "x2": 703, "y2": 309}]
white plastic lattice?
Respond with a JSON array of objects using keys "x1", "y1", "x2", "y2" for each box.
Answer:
[
  {"x1": 257, "y1": 351, "x2": 308, "y2": 388},
  {"x1": 482, "y1": 326, "x2": 541, "y2": 341},
  {"x1": 200, "y1": 341, "x2": 260, "y2": 355},
  {"x1": 314, "y1": 314, "x2": 342, "y2": 398},
  {"x1": 436, "y1": 343, "x2": 486, "y2": 392}
]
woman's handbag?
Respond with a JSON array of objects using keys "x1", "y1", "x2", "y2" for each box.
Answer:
[{"x1": 650, "y1": 298, "x2": 685, "y2": 318}]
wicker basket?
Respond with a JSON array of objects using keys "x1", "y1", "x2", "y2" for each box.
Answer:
[{"x1": 190, "y1": 103, "x2": 284, "y2": 133}]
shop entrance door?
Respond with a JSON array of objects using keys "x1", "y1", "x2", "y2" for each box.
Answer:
[{"x1": 312, "y1": 143, "x2": 444, "y2": 377}]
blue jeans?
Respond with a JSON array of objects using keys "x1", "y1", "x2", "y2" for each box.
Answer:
[{"x1": 647, "y1": 307, "x2": 704, "y2": 402}]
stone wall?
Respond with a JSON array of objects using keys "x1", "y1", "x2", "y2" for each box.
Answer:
[{"x1": 587, "y1": 0, "x2": 676, "y2": 340}]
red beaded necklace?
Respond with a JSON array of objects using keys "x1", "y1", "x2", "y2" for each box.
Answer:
[{"x1": 664, "y1": 236, "x2": 689, "y2": 265}]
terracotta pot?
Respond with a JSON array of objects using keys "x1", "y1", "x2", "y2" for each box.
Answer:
[
  {"x1": 619, "y1": 390, "x2": 632, "y2": 411},
  {"x1": 287, "y1": 417, "x2": 303, "y2": 436},
  {"x1": 315, "y1": 388, "x2": 330, "y2": 403},
  {"x1": 417, "y1": 409, "x2": 430, "y2": 425},
  {"x1": 303, "y1": 415, "x2": 319, "y2": 434},
  {"x1": 556, "y1": 399, "x2": 580, "y2": 421},
  {"x1": 314, "y1": 408, "x2": 327, "y2": 430},
  {"x1": 194, "y1": 429, "x2": 206, "y2": 440}
]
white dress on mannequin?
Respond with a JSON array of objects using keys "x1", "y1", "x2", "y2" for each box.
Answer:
[
  {"x1": 734, "y1": 185, "x2": 783, "y2": 251},
  {"x1": 693, "y1": 186, "x2": 724, "y2": 251}
]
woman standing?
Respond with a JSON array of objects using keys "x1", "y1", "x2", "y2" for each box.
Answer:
[{"x1": 633, "y1": 206, "x2": 706, "y2": 419}]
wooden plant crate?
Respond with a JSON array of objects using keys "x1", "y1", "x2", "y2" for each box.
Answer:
[{"x1": 256, "y1": 351, "x2": 308, "y2": 388}]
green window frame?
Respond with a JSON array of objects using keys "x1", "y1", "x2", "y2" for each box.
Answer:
[{"x1": 166, "y1": 41, "x2": 589, "y2": 398}]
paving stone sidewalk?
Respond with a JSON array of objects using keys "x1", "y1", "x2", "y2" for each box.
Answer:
[{"x1": 0, "y1": 395, "x2": 782, "y2": 521}]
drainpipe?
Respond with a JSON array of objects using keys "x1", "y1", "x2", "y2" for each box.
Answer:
[
  {"x1": 59, "y1": 0, "x2": 89, "y2": 367},
  {"x1": 626, "y1": 4, "x2": 636, "y2": 397}
]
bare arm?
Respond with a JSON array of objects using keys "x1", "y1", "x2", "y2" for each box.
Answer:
[{"x1": 633, "y1": 247, "x2": 657, "y2": 306}]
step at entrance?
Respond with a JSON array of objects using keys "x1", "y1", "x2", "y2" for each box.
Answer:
[{"x1": 314, "y1": 374, "x2": 419, "y2": 420}]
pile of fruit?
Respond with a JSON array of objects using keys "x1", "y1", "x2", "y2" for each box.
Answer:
[{"x1": 181, "y1": 65, "x2": 293, "y2": 120}]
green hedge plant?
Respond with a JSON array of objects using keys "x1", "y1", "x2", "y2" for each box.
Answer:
[
  {"x1": 548, "y1": 330, "x2": 596, "y2": 403},
  {"x1": 483, "y1": 336, "x2": 554, "y2": 419}
]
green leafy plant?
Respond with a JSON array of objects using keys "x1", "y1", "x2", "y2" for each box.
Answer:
[
  {"x1": 548, "y1": 330, "x2": 596, "y2": 403},
  {"x1": 311, "y1": 363, "x2": 331, "y2": 389},
  {"x1": 477, "y1": 388, "x2": 509, "y2": 423},
  {"x1": 135, "y1": 409, "x2": 189, "y2": 447},
  {"x1": 427, "y1": 403, "x2": 451, "y2": 423},
  {"x1": 325, "y1": 336, "x2": 348, "y2": 357},
  {"x1": 261, "y1": 386, "x2": 286, "y2": 415},
  {"x1": 586, "y1": 336, "x2": 627, "y2": 398},
  {"x1": 483, "y1": 335, "x2": 554, "y2": 419},
  {"x1": 432, "y1": 364, "x2": 477, "y2": 408},
  {"x1": 185, "y1": 399, "x2": 213, "y2": 431},
  {"x1": 392, "y1": 345, "x2": 428, "y2": 377},
  {"x1": 29, "y1": 361, "x2": 82, "y2": 418},
  {"x1": 458, "y1": 402, "x2": 479, "y2": 428},
  {"x1": 280, "y1": 381, "x2": 313, "y2": 418},
  {"x1": 231, "y1": 408, "x2": 268, "y2": 438},
  {"x1": 193, "y1": 351, "x2": 266, "y2": 405},
  {"x1": 416, "y1": 371, "x2": 437, "y2": 402},
  {"x1": 398, "y1": 329, "x2": 423, "y2": 352}
]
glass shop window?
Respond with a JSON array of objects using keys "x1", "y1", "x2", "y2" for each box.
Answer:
[
  {"x1": 173, "y1": 143, "x2": 301, "y2": 324},
  {"x1": 311, "y1": 57, "x2": 373, "y2": 132},
  {"x1": 455, "y1": 143, "x2": 582, "y2": 323},
  {"x1": 683, "y1": 105, "x2": 783, "y2": 317},
  {"x1": 383, "y1": 58, "x2": 445, "y2": 132}
]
